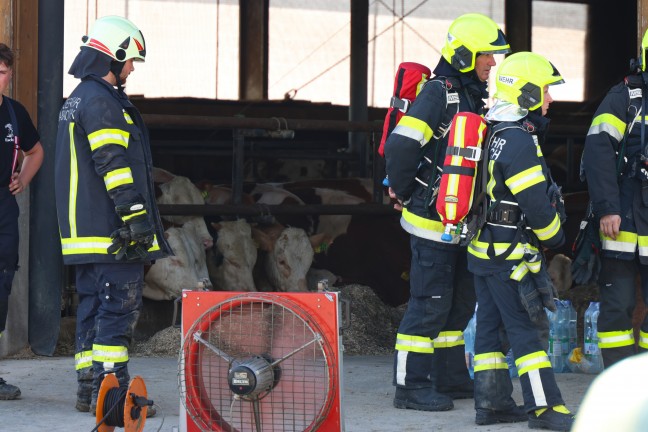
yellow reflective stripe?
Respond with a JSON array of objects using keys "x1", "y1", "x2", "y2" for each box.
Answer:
[
  {"x1": 598, "y1": 329, "x2": 634, "y2": 349},
  {"x1": 392, "y1": 115, "x2": 434, "y2": 146},
  {"x1": 510, "y1": 263, "x2": 528, "y2": 281},
  {"x1": 69, "y1": 123, "x2": 79, "y2": 238},
  {"x1": 535, "y1": 142, "x2": 543, "y2": 157},
  {"x1": 588, "y1": 113, "x2": 626, "y2": 142},
  {"x1": 534, "y1": 213, "x2": 561, "y2": 241},
  {"x1": 60, "y1": 236, "x2": 160, "y2": 255},
  {"x1": 75, "y1": 350, "x2": 93, "y2": 370},
  {"x1": 474, "y1": 352, "x2": 508, "y2": 372},
  {"x1": 468, "y1": 239, "x2": 537, "y2": 260},
  {"x1": 104, "y1": 167, "x2": 134, "y2": 191},
  {"x1": 639, "y1": 330, "x2": 648, "y2": 350},
  {"x1": 638, "y1": 235, "x2": 648, "y2": 258},
  {"x1": 434, "y1": 331, "x2": 465, "y2": 348},
  {"x1": 395, "y1": 333, "x2": 435, "y2": 353},
  {"x1": 123, "y1": 110, "x2": 134, "y2": 124},
  {"x1": 88, "y1": 128, "x2": 129, "y2": 151},
  {"x1": 486, "y1": 160, "x2": 496, "y2": 200},
  {"x1": 93, "y1": 344, "x2": 129, "y2": 363},
  {"x1": 505, "y1": 165, "x2": 545, "y2": 195},
  {"x1": 122, "y1": 209, "x2": 147, "y2": 223},
  {"x1": 601, "y1": 230, "x2": 637, "y2": 253},
  {"x1": 515, "y1": 351, "x2": 552, "y2": 376},
  {"x1": 401, "y1": 209, "x2": 457, "y2": 243}
]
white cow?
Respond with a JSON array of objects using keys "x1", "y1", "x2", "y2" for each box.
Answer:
[{"x1": 207, "y1": 220, "x2": 258, "y2": 292}]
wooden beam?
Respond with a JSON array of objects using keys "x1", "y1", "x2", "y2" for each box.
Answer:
[
  {"x1": 640, "y1": 0, "x2": 648, "y2": 46},
  {"x1": 239, "y1": 0, "x2": 268, "y2": 100},
  {"x1": 504, "y1": 0, "x2": 532, "y2": 52},
  {"x1": 13, "y1": 0, "x2": 38, "y2": 121}
]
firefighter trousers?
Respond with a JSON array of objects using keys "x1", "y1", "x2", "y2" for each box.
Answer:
[
  {"x1": 598, "y1": 256, "x2": 648, "y2": 368},
  {"x1": 474, "y1": 271, "x2": 564, "y2": 412},
  {"x1": 0, "y1": 189, "x2": 19, "y2": 335},
  {"x1": 393, "y1": 236, "x2": 475, "y2": 389}
]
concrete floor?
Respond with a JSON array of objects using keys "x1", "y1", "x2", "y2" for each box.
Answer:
[{"x1": 0, "y1": 354, "x2": 596, "y2": 432}]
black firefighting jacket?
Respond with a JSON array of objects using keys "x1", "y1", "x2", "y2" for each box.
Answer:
[
  {"x1": 55, "y1": 76, "x2": 171, "y2": 264},
  {"x1": 384, "y1": 59, "x2": 488, "y2": 243},
  {"x1": 582, "y1": 73, "x2": 648, "y2": 263},
  {"x1": 468, "y1": 112, "x2": 564, "y2": 274}
]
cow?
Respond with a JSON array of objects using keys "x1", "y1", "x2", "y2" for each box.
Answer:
[{"x1": 207, "y1": 219, "x2": 258, "y2": 292}]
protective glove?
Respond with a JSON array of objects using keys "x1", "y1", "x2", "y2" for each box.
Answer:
[
  {"x1": 517, "y1": 264, "x2": 557, "y2": 324},
  {"x1": 547, "y1": 181, "x2": 567, "y2": 225},
  {"x1": 571, "y1": 211, "x2": 601, "y2": 285},
  {"x1": 107, "y1": 201, "x2": 155, "y2": 261},
  {"x1": 530, "y1": 266, "x2": 558, "y2": 312}
]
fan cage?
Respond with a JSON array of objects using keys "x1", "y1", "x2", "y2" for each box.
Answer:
[{"x1": 179, "y1": 293, "x2": 339, "y2": 432}]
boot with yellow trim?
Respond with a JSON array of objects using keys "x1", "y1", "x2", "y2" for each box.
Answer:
[
  {"x1": 75, "y1": 367, "x2": 93, "y2": 412},
  {"x1": 528, "y1": 405, "x2": 574, "y2": 431},
  {"x1": 393, "y1": 351, "x2": 454, "y2": 411}
]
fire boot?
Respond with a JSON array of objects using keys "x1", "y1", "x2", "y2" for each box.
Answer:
[
  {"x1": 75, "y1": 367, "x2": 93, "y2": 412},
  {"x1": 474, "y1": 368, "x2": 522, "y2": 424},
  {"x1": 0, "y1": 377, "x2": 20, "y2": 400},
  {"x1": 434, "y1": 343, "x2": 474, "y2": 399},
  {"x1": 393, "y1": 387, "x2": 454, "y2": 411},
  {"x1": 528, "y1": 405, "x2": 574, "y2": 431}
]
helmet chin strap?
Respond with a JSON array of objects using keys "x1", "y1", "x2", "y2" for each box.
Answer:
[{"x1": 110, "y1": 60, "x2": 126, "y2": 91}]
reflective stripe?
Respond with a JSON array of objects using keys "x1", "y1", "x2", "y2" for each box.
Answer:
[
  {"x1": 434, "y1": 331, "x2": 464, "y2": 348},
  {"x1": 400, "y1": 210, "x2": 459, "y2": 243},
  {"x1": 515, "y1": 351, "x2": 552, "y2": 376},
  {"x1": 598, "y1": 329, "x2": 634, "y2": 349},
  {"x1": 505, "y1": 165, "x2": 544, "y2": 195},
  {"x1": 104, "y1": 167, "x2": 134, "y2": 191},
  {"x1": 587, "y1": 113, "x2": 626, "y2": 142},
  {"x1": 88, "y1": 128, "x2": 129, "y2": 151},
  {"x1": 468, "y1": 239, "x2": 536, "y2": 260},
  {"x1": 122, "y1": 209, "x2": 146, "y2": 223},
  {"x1": 639, "y1": 235, "x2": 648, "y2": 258},
  {"x1": 474, "y1": 352, "x2": 508, "y2": 372},
  {"x1": 395, "y1": 333, "x2": 435, "y2": 353},
  {"x1": 601, "y1": 231, "x2": 637, "y2": 253},
  {"x1": 75, "y1": 350, "x2": 93, "y2": 370},
  {"x1": 534, "y1": 213, "x2": 561, "y2": 242},
  {"x1": 123, "y1": 110, "x2": 134, "y2": 125},
  {"x1": 395, "y1": 350, "x2": 408, "y2": 386},
  {"x1": 69, "y1": 123, "x2": 79, "y2": 238},
  {"x1": 60, "y1": 236, "x2": 160, "y2": 255},
  {"x1": 639, "y1": 330, "x2": 648, "y2": 350},
  {"x1": 93, "y1": 344, "x2": 129, "y2": 364},
  {"x1": 510, "y1": 263, "x2": 529, "y2": 281},
  {"x1": 392, "y1": 116, "x2": 434, "y2": 146}
]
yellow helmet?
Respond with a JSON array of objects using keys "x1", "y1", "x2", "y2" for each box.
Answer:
[
  {"x1": 82, "y1": 16, "x2": 146, "y2": 62},
  {"x1": 494, "y1": 52, "x2": 565, "y2": 111},
  {"x1": 441, "y1": 13, "x2": 510, "y2": 73}
]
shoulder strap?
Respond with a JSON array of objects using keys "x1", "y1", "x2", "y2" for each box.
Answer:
[{"x1": 3, "y1": 96, "x2": 21, "y2": 174}]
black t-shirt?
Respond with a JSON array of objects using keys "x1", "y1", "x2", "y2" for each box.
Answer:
[{"x1": 0, "y1": 96, "x2": 40, "y2": 187}]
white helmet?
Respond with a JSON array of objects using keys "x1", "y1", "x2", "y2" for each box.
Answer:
[{"x1": 82, "y1": 16, "x2": 146, "y2": 62}]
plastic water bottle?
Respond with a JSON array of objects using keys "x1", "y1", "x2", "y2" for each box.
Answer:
[
  {"x1": 505, "y1": 348, "x2": 518, "y2": 378},
  {"x1": 564, "y1": 300, "x2": 578, "y2": 355},
  {"x1": 464, "y1": 306, "x2": 477, "y2": 379},
  {"x1": 558, "y1": 301, "x2": 571, "y2": 372},
  {"x1": 547, "y1": 308, "x2": 564, "y2": 372},
  {"x1": 584, "y1": 302, "x2": 603, "y2": 373}
]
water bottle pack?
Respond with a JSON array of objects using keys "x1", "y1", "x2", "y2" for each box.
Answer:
[
  {"x1": 547, "y1": 300, "x2": 579, "y2": 373},
  {"x1": 582, "y1": 301, "x2": 604, "y2": 373}
]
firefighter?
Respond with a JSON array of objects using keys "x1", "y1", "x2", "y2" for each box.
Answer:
[
  {"x1": 383, "y1": 13, "x2": 514, "y2": 416},
  {"x1": 467, "y1": 52, "x2": 574, "y2": 431},
  {"x1": 580, "y1": 29, "x2": 648, "y2": 368},
  {"x1": 54, "y1": 16, "x2": 172, "y2": 415},
  {"x1": 0, "y1": 43, "x2": 44, "y2": 400}
]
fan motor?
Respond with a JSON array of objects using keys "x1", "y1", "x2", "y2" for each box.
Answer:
[{"x1": 228, "y1": 355, "x2": 278, "y2": 397}]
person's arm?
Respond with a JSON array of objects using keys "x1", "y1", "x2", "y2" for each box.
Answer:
[{"x1": 9, "y1": 141, "x2": 44, "y2": 195}]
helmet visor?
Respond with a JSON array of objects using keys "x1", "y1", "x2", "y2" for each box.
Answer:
[{"x1": 478, "y1": 30, "x2": 511, "y2": 55}]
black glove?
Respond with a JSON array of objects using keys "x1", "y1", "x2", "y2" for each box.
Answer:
[
  {"x1": 571, "y1": 209, "x2": 601, "y2": 285},
  {"x1": 547, "y1": 181, "x2": 567, "y2": 225},
  {"x1": 107, "y1": 201, "x2": 155, "y2": 261},
  {"x1": 517, "y1": 263, "x2": 557, "y2": 323}
]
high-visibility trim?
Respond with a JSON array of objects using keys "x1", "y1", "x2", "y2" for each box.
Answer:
[
  {"x1": 533, "y1": 213, "x2": 561, "y2": 241},
  {"x1": 392, "y1": 116, "x2": 434, "y2": 146},
  {"x1": 68, "y1": 123, "x2": 79, "y2": 238},
  {"x1": 486, "y1": 160, "x2": 496, "y2": 200},
  {"x1": 123, "y1": 110, "x2": 134, "y2": 125},
  {"x1": 104, "y1": 167, "x2": 134, "y2": 191},
  {"x1": 587, "y1": 113, "x2": 626, "y2": 142},
  {"x1": 601, "y1": 231, "x2": 637, "y2": 253},
  {"x1": 638, "y1": 235, "x2": 648, "y2": 258},
  {"x1": 75, "y1": 350, "x2": 93, "y2": 370},
  {"x1": 395, "y1": 350, "x2": 408, "y2": 386},
  {"x1": 505, "y1": 165, "x2": 545, "y2": 195},
  {"x1": 474, "y1": 352, "x2": 508, "y2": 372},
  {"x1": 510, "y1": 263, "x2": 529, "y2": 281},
  {"x1": 395, "y1": 333, "x2": 435, "y2": 353},
  {"x1": 598, "y1": 329, "x2": 634, "y2": 349},
  {"x1": 93, "y1": 344, "x2": 129, "y2": 364},
  {"x1": 88, "y1": 128, "x2": 129, "y2": 151},
  {"x1": 639, "y1": 330, "x2": 648, "y2": 350},
  {"x1": 433, "y1": 331, "x2": 465, "y2": 348},
  {"x1": 515, "y1": 351, "x2": 552, "y2": 376},
  {"x1": 468, "y1": 239, "x2": 537, "y2": 260},
  {"x1": 401, "y1": 210, "x2": 453, "y2": 243},
  {"x1": 122, "y1": 209, "x2": 147, "y2": 223},
  {"x1": 60, "y1": 236, "x2": 160, "y2": 255}
]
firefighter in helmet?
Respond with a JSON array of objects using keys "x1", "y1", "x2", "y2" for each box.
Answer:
[
  {"x1": 467, "y1": 51, "x2": 574, "y2": 431},
  {"x1": 580, "y1": 29, "x2": 648, "y2": 369},
  {"x1": 383, "y1": 13, "x2": 518, "y2": 422},
  {"x1": 54, "y1": 16, "x2": 172, "y2": 415}
]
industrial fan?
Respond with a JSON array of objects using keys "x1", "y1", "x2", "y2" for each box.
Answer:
[{"x1": 179, "y1": 290, "x2": 345, "y2": 432}]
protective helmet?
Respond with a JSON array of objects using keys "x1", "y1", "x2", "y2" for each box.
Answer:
[
  {"x1": 82, "y1": 16, "x2": 146, "y2": 62},
  {"x1": 441, "y1": 13, "x2": 510, "y2": 73},
  {"x1": 494, "y1": 52, "x2": 565, "y2": 111}
]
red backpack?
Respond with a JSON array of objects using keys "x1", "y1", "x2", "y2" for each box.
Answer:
[{"x1": 378, "y1": 62, "x2": 431, "y2": 157}]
